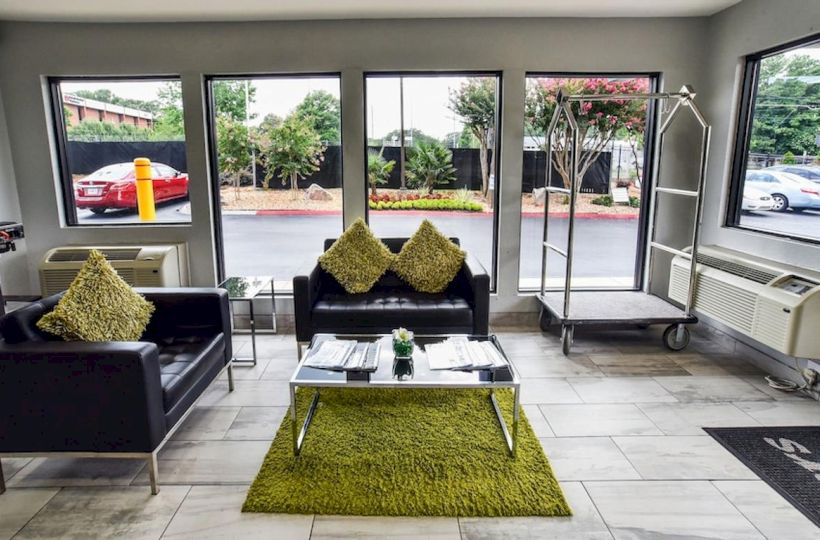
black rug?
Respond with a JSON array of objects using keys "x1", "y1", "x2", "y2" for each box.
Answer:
[{"x1": 705, "y1": 426, "x2": 820, "y2": 527}]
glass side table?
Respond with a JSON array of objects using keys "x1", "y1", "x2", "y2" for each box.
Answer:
[{"x1": 218, "y1": 275, "x2": 275, "y2": 366}]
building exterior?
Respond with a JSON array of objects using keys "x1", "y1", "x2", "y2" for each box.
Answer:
[{"x1": 62, "y1": 93, "x2": 153, "y2": 128}]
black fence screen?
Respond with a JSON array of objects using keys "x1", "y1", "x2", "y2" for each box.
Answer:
[{"x1": 67, "y1": 141, "x2": 188, "y2": 174}]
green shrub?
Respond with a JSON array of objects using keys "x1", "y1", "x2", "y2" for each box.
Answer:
[
  {"x1": 782, "y1": 151, "x2": 797, "y2": 165},
  {"x1": 591, "y1": 195, "x2": 613, "y2": 207},
  {"x1": 628, "y1": 196, "x2": 641, "y2": 208},
  {"x1": 368, "y1": 197, "x2": 483, "y2": 212}
]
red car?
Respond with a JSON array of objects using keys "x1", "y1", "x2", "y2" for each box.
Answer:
[{"x1": 74, "y1": 162, "x2": 189, "y2": 215}]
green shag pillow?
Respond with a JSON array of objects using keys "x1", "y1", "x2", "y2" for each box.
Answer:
[
  {"x1": 318, "y1": 218, "x2": 395, "y2": 293},
  {"x1": 37, "y1": 249, "x2": 155, "y2": 341},
  {"x1": 393, "y1": 219, "x2": 466, "y2": 293}
]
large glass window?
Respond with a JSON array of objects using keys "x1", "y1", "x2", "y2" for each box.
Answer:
[
  {"x1": 518, "y1": 74, "x2": 655, "y2": 290},
  {"x1": 728, "y1": 36, "x2": 820, "y2": 242},
  {"x1": 365, "y1": 73, "x2": 500, "y2": 285},
  {"x1": 208, "y1": 75, "x2": 342, "y2": 290},
  {"x1": 51, "y1": 78, "x2": 190, "y2": 225}
]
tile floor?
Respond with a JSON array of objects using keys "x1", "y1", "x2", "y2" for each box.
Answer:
[{"x1": 1, "y1": 326, "x2": 819, "y2": 539}]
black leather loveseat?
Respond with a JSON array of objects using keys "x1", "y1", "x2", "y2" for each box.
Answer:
[
  {"x1": 294, "y1": 237, "x2": 490, "y2": 352},
  {"x1": 0, "y1": 288, "x2": 233, "y2": 495}
]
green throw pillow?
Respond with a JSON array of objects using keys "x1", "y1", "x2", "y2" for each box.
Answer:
[
  {"x1": 318, "y1": 218, "x2": 395, "y2": 294},
  {"x1": 37, "y1": 249, "x2": 155, "y2": 342},
  {"x1": 393, "y1": 219, "x2": 466, "y2": 293}
]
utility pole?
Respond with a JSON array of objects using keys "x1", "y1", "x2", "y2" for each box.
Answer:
[
  {"x1": 399, "y1": 76, "x2": 406, "y2": 191},
  {"x1": 245, "y1": 79, "x2": 257, "y2": 188}
]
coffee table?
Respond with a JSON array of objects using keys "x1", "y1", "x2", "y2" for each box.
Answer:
[{"x1": 289, "y1": 334, "x2": 521, "y2": 458}]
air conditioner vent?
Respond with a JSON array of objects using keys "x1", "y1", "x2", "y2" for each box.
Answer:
[
  {"x1": 47, "y1": 248, "x2": 141, "y2": 262},
  {"x1": 696, "y1": 254, "x2": 778, "y2": 285}
]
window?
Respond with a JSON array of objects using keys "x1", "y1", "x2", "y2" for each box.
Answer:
[
  {"x1": 51, "y1": 78, "x2": 190, "y2": 225},
  {"x1": 207, "y1": 75, "x2": 343, "y2": 290},
  {"x1": 365, "y1": 73, "x2": 501, "y2": 286},
  {"x1": 518, "y1": 74, "x2": 656, "y2": 291},
  {"x1": 728, "y1": 35, "x2": 820, "y2": 243}
]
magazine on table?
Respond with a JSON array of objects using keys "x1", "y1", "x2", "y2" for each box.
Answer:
[
  {"x1": 425, "y1": 337, "x2": 508, "y2": 371},
  {"x1": 303, "y1": 339, "x2": 381, "y2": 372}
]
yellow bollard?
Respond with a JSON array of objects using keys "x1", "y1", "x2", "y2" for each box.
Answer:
[{"x1": 133, "y1": 157, "x2": 156, "y2": 221}]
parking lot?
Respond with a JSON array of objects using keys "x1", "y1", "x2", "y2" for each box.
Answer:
[{"x1": 740, "y1": 209, "x2": 820, "y2": 238}]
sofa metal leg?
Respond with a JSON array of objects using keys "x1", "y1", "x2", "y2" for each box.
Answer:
[
  {"x1": 147, "y1": 453, "x2": 159, "y2": 495},
  {"x1": 227, "y1": 363, "x2": 235, "y2": 392},
  {"x1": 0, "y1": 458, "x2": 6, "y2": 494}
]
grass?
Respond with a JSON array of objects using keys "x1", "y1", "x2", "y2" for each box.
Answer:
[{"x1": 243, "y1": 388, "x2": 571, "y2": 517}]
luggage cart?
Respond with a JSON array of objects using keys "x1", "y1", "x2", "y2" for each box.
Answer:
[{"x1": 537, "y1": 86, "x2": 711, "y2": 355}]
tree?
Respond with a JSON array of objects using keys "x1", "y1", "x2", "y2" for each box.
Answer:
[
  {"x1": 380, "y1": 128, "x2": 439, "y2": 148},
  {"x1": 256, "y1": 114, "x2": 325, "y2": 198},
  {"x1": 405, "y1": 142, "x2": 457, "y2": 194},
  {"x1": 153, "y1": 82, "x2": 185, "y2": 139},
  {"x1": 525, "y1": 77, "x2": 648, "y2": 190},
  {"x1": 749, "y1": 54, "x2": 820, "y2": 156},
  {"x1": 212, "y1": 80, "x2": 256, "y2": 122},
  {"x1": 66, "y1": 120, "x2": 161, "y2": 141},
  {"x1": 449, "y1": 78, "x2": 496, "y2": 197},
  {"x1": 217, "y1": 115, "x2": 251, "y2": 199},
  {"x1": 367, "y1": 148, "x2": 396, "y2": 196},
  {"x1": 294, "y1": 90, "x2": 341, "y2": 144}
]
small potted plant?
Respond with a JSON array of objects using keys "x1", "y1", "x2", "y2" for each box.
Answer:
[{"x1": 392, "y1": 327, "x2": 414, "y2": 358}]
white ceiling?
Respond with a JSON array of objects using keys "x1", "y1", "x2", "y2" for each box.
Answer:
[{"x1": 0, "y1": 0, "x2": 743, "y2": 23}]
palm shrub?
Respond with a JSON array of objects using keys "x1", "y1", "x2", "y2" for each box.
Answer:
[
  {"x1": 367, "y1": 148, "x2": 395, "y2": 196},
  {"x1": 405, "y1": 142, "x2": 457, "y2": 194},
  {"x1": 256, "y1": 114, "x2": 325, "y2": 198}
]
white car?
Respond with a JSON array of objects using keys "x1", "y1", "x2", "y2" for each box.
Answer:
[
  {"x1": 741, "y1": 186, "x2": 774, "y2": 212},
  {"x1": 744, "y1": 170, "x2": 820, "y2": 212}
]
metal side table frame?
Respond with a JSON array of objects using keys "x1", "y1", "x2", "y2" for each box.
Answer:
[{"x1": 218, "y1": 276, "x2": 276, "y2": 366}]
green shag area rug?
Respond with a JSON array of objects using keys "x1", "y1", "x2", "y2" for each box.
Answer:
[{"x1": 243, "y1": 388, "x2": 571, "y2": 517}]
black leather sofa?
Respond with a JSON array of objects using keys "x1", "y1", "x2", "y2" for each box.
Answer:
[
  {"x1": 0, "y1": 288, "x2": 233, "y2": 495},
  {"x1": 294, "y1": 237, "x2": 490, "y2": 351}
]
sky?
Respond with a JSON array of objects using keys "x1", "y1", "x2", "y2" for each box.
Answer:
[{"x1": 61, "y1": 75, "x2": 492, "y2": 140}]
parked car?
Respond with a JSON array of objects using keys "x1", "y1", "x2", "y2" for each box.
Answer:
[
  {"x1": 741, "y1": 186, "x2": 774, "y2": 212},
  {"x1": 744, "y1": 170, "x2": 820, "y2": 212},
  {"x1": 766, "y1": 165, "x2": 820, "y2": 184},
  {"x1": 74, "y1": 162, "x2": 189, "y2": 215}
]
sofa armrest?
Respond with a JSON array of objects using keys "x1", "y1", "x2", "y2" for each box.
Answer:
[
  {"x1": 138, "y1": 288, "x2": 232, "y2": 363},
  {"x1": 0, "y1": 341, "x2": 167, "y2": 453},
  {"x1": 293, "y1": 262, "x2": 323, "y2": 342},
  {"x1": 462, "y1": 254, "x2": 490, "y2": 335}
]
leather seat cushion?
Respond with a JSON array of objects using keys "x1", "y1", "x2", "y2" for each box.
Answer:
[
  {"x1": 313, "y1": 291, "x2": 473, "y2": 328},
  {"x1": 154, "y1": 334, "x2": 223, "y2": 411}
]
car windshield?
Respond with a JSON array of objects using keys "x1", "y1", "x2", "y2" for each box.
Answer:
[{"x1": 84, "y1": 163, "x2": 134, "y2": 181}]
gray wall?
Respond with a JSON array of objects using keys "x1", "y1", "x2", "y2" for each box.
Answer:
[
  {"x1": 0, "y1": 17, "x2": 709, "y2": 312},
  {"x1": 0, "y1": 87, "x2": 27, "y2": 294},
  {"x1": 700, "y1": 0, "x2": 820, "y2": 271}
]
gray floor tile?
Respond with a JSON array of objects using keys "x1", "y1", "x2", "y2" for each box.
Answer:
[
  {"x1": 132, "y1": 441, "x2": 270, "y2": 485},
  {"x1": 636, "y1": 402, "x2": 761, "y2": 435},
  {"x1": 740, "y1": 376, "x2": 815, "y2": 401},
  {"x1": 171, "y1": 407, "x2": 242, "y2": 441},
  {"x1": 224, "y1": 406, "x2": 288, "y2": 441},
  {"x1": 588, "y1": 354, "x2": 690, "y2": 377},
  {"x1": 513, "y1": 354, "x2": 604, "y2": 378},
  {"x1": 584, "y1": 480, "x2": 763, "y2": 539},
  {"x1": 540, "y1": 437, "x2": 641, "y2": 481},
  {"x1": 8, "y1": 457, "x2": 145, "y2": 488},
  {"x1": 672, "y1": 354, "x2": 765, "y2": 377},
  {"x1": 311, "y1": 515, "x2": 460, "y2": 539},
  {"x1": 539, "y1": 403, "x2": 662, "y2": 437},
  {"x1": 612, "y1": 436, "x2": 757, "y2": 480},
  {"x1": 219, "y1": 358, "x2": 271, "y2": 381},
  {"x1": 522, "y1": 404, "x2": 555, "y2": 437},
  {"x1": 713, "y1": 480, "x2": 820, "y2": 540},
  {"x1": 654, "y1": 376, "x2": 772, "y2": 402},
  {"x1": 459, "y1": 482, "x2": 612, "y2": 539},
  {"x1": 519, "y1": 378, "x2": 583, "y2": 404},
  {"x1": 199, "y1": 379, "x2": 291, "y2": 407},
  {"x1": 162, "y1": 485, "x2": 312, "y2": 539},
  {"x1": 733, "y1": 400, "x2": 820, "y2": 425},
  {"x1": 14, "y1": 486, "x2": 189, "y2": 540},
  {"x1": 0, "y1": 488, "x2": 59, "y2": 540},
  {"x1": 1, "y1": 457, "x2": 32, "y2": 482},
  {"x1": 567, "y1": 377, "x2": 677, "y2": 404},
  {"x1": 260, "y1": 358, "x2": 302, "y2": 380}
]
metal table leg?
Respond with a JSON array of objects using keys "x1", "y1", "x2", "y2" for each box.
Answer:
[
  {"x1": 291, "y1": 387, "x2": 320, "y2": 456},
  {"x1": 489, "y1": 388, "x2": 519, "y2": 458}
]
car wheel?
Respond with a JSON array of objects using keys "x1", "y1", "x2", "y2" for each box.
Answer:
[
  {"x1": 89, "y1": 208, "x2": 107, "y2": 215},
  {"x1": 770, "y1": 194, "x2": 789, "y2": 212}
]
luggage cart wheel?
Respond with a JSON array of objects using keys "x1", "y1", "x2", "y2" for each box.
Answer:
[
  {"x1": 539, "y1": 308, "x2": 554, "y2": 331},
  {"x1": 561, "y1": 325, "x2": 574, "y2": 355},
  {"x1": 663, "y1": 324, "x2": 690, "y2": 352}
]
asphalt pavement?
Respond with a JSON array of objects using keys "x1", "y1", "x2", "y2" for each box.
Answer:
[
  {"x1": 76, "y1": 200, "x2": 189, "y2": 225},
  {"x1": 739, "y1": 209, "x2": 820, "y2": 239}
]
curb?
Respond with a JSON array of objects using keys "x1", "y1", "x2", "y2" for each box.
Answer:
[{"x1": 220, "y1": 209, "x2": 639, "y2": 220}]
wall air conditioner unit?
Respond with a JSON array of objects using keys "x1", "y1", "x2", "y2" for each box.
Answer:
[
  {"x1": 39, "y1": 244, "x2": 189, "y2": 297},
  {"x1": 669, "y1": 245, "x2": 820, "y2": 359}
]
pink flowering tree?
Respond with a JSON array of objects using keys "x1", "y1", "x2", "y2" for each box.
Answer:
[{"x1": 525, "y1": 77, "x2": 648, "y2": 190}]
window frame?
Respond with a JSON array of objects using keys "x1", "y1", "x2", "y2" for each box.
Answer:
[
  {"x1": 726, "y1": 33, "x2": 820, "y2": 245},
  {"x1": 204, "y1": 72, "x2": 345, "y2": 284},
  {"x1": 362, "y1": 70, "x2": 504, "y2": 292},
  {"x1": 519, "y1": 71, "x2": 660, "y2": 293},
  {"x1": 48, "y1": 75, "x2": 189, "y2": 228}
]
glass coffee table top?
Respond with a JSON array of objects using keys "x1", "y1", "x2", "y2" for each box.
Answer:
[{"x1": 218, "y1": 276, "x2": 272, "y2": 300}]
